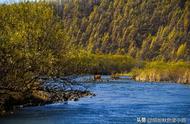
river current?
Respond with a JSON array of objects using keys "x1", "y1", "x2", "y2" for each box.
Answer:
[{"x1": 1, "y1": 76, "x2": 190, "y2": 124}]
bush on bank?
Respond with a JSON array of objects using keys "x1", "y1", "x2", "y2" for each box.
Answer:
[{"x1": 132, "y1": 61, "x2": 190, "y2": 84}]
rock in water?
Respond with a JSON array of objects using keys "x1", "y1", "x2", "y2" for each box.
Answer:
[{"x1": 32, "y1": 90, "x2": 50, "y2": 102}]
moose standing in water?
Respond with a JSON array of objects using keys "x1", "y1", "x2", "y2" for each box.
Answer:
[
  {"x1": 111, "y1": 73, "x2": 120, "y2": 80},
  {"x1": 94, "y1": 75, "x2": 102, "y2": 81}
]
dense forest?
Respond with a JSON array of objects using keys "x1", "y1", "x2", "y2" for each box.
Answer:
[
  {"x1": 55, "y1": 0, "x2": 190, "y2": 61},
  {"x1": 0, "y1": 0, "x2": 190, "y2": 89}
]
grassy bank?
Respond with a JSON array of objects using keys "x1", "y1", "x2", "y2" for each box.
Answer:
[{"x1": 131, "y1": 61, "x2": 190, "y2": 84}]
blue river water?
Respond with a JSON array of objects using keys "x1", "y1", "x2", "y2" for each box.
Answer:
[{"x1": 1, "y1": 77, "x2": 190, "y2": 124}]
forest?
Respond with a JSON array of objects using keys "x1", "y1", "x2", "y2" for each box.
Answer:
[
  {"x1": 0, "y1": 0, "x2": 190, "y2": 90},
  {"x1": 56, "y1": 0, "x2": 190, "y2": 60}
]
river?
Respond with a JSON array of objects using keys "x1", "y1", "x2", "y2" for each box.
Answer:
[{"x1": 1, "y1": 76, "x2": 190, "y2": 124}]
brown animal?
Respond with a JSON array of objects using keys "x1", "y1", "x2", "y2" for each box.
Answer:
[
  {"x1": 94, "y1": 75, "x2": 101, "y2": 81},
  {"x1": 111, "y1": 74, "x2": 120, "y2": 80}
]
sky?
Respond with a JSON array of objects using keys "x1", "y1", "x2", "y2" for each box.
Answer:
[
  {"x1": 0, "y1": 0, "x2": 38, "y2": 3},
  {"x1": 0, "y1": 0, "x2": 21, "y2": 3}
]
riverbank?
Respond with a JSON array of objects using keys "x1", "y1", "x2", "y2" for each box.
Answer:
[
  {"x1": 131, "y1": 61, "x2": 190, "y2": 84},
  {"x1": 0, "y1": 77, "x2": 94, "y2": 116}
]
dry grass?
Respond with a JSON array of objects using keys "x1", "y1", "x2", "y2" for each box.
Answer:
[{"x1": 132, "y1": 61, "x2": 190, "y2": 84}]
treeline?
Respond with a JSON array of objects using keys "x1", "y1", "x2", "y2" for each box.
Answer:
[{"x1": 53, "y1": 0, "x2": 190, "y2": 61}]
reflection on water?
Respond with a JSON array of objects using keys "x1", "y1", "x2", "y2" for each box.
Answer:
[{"x1": 1, "y1": 77, "x2": 190, "y2": 124}]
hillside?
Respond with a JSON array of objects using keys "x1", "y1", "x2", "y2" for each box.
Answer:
[{"x1": 55, "y1": 0, "x2": 190, "y2": 61}]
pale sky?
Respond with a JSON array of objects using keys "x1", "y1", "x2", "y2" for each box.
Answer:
[
  {"x1": 0, "y1": 0, "x2": 21, "y2": 3},
  {"x1": 0, "y1": 0, "x2": 38, "y2": 3}
]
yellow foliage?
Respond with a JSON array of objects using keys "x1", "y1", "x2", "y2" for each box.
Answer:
[{"x1": 176, "y1": 43, "x2": 187, "y2": 58}]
